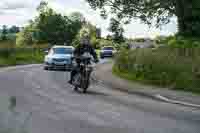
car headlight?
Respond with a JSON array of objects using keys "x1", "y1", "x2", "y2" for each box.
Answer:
[{"x1": 45, "y1": 56, "x2": 52, "y2": 62}]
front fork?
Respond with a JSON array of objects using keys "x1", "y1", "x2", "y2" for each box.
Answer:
[{"x1": 82, "y1": 67, "x2": 92, "y2": 90}]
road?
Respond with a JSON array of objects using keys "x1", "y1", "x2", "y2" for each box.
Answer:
[{"x1": 0, "y1": 63, "x2": 200, "y2": 133}]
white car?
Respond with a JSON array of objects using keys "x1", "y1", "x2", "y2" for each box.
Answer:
[{"x1": 44, "y1": 45, "x2": 74, "y2": 70}]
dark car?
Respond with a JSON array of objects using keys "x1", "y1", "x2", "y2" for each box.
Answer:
[{"x1": 100, "y1": 46, "x2": 116, "y2": 59}]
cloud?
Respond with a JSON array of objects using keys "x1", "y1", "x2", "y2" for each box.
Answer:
[
  {"x1": 124, "y1": 18, "x2": 177, "y2": 38},
  {"x1": 0, "y1": 0, "x2": 38, "y2": 17},
  {"x1": 0, "y1": 0, "x2": 36, "y2": 10},
  {"x1": 0, "y1": 0, "x2": 40, "y2": 26},
  {"x1": 0, "y1": 10, "x2": 5, "y2": 15}
]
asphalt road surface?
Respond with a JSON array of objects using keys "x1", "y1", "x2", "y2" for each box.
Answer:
[{"x1": 0, "y1": 63, "x2": 200, "y2": 133}]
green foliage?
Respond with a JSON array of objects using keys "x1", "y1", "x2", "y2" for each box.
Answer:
[
  {"x1": 0, "y1": 48, "x2": 44, "y2": 67},
  {"x1": 167, "y1": 36, "x2": 200, "y2": 48},
  {"x1": 114, "y1": 48, "x2": 200, "y2": 94},
  {"x1": 86, "y1": 0, "x2": 200, "y2": 37},
  {"x1": 155, "y1": 35, "x2": 200, "y2": 48},
  {"x1": 9, "y1": 26, "x2": 20, "y2": 34},
  {"x1": 35, "y1": 4, "x2": 73, "y2": 44},
  {"x1": 155, "y1": 36, "x2": 200, "y2": 48},
  {"x1": 91, "y1": 37, "x2": 101, "y2": 49},
  {"x1": 16, "y1": 26, "x2": 33, "y2": 47},
  {"x1": 1, "y1": 25, "x2": 8, "y2": 40},
  {"x1": 0, "y1": 25, "x2": 19, "y2": 42},
  {"x1": 16, "y1": 1, "x2": 84, "y2": 47},
  {"x1": 99, "y1": 39, "x2": 114, "y2": 47},
  {"x1": 108, "y1": 18, "x2": 124, "y2": 43}
]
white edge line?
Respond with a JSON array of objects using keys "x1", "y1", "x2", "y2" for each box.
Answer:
[{"x1": 155, "y1": 94, "x2": 200, "y2": 108}]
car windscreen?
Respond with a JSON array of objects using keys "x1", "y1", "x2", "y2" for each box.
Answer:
[
  {"x1": 103, "y1": 47, "x2": 114, "y2": 50},
  {"x1": 53, "y1": 48, "x2": 73, "y2": 54}
]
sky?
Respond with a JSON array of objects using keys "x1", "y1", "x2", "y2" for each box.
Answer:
[{"x1": 0, "y1": 0, "x2": 177, "y2": 38}]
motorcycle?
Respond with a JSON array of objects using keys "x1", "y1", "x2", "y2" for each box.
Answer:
[{"x1": 71, "y1": 56, "x2": 94, "y2": 93}]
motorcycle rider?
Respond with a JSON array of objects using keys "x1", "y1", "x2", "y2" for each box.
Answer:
[{"x1": 68, "y1": 33, "x2": 99, "y2": 84}]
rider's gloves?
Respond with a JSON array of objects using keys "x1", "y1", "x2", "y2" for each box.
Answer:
[{"x1": 94, "y1": 59, "x2": 99, "y2": 63}]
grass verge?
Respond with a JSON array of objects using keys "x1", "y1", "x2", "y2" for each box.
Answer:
[
  {"x1": 113, "y1": 48, "x2": 200, "y2": 94},
  {"x1": 0, "y1": 49, "x2": 44, "y2": 67}
]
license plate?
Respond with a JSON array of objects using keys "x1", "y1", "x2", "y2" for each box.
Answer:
[{"x1": 55, "y1": 62, "x2": 66, "y2": 65}]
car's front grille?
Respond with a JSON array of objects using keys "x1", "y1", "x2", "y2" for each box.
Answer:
[
  {"x1": 53, "y1": 58, "x2": 68, "y2": 62},
  {"x1": 103, "y1": 52, "x2": 113, "y2": 55}
]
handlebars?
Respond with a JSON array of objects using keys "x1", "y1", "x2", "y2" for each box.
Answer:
[{"x1": 72, "y1": 56, "x2": 98, "y2": 63}]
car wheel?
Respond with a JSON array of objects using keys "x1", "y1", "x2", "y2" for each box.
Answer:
[
  {"x1": 48, "y1": 67, "x2": 52, "y2": 70},
  {"x1": 44, "y1": 66, "x2": 48, "y2": 70}
]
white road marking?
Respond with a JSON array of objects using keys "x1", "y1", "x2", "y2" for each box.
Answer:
[{"x1": 155, "y1": 94, "x2": 200, "y2": 109}]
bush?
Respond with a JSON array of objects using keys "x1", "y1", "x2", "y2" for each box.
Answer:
[
  {"x1": 155, "y1": 35, "x2": 200, "y2": 49},
  {"x1": 16, "y1": 30, "x2": 33, "y2": 47},
  {"x1": 155, "y1": 35, "x2": 200, "y2": 48},
  {"x1": 113, "y1": 48, "x2": 200, "y2": 94}
]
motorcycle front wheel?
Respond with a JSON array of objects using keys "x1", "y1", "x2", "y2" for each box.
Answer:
[
  {"x1": 82, "y1": 76, "x2": 90, "y2": 93},
  {"x1": 74, "y1": 86, "x2": 78, "y2": 91}
]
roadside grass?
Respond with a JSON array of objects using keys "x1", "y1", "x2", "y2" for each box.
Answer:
[
  {"x1": 0, "y1": 49, "x2": 44, "y2": 67},
  {"x1": 0, "y1": 41, "x2": 47, "y2": 67},
  {"x1": 113, "y1": 65, "x2": 137, "y2": 81},
  {"x1": 113, "y1": 48, "x2": 200, "y2": 94}
]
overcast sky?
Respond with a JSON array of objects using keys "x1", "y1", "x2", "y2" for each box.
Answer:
[{"x1": 0, "y1": 0, "x2": 177, "y2": 38}]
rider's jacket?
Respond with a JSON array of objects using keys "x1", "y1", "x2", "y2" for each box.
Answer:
[{"x1": 74, "y1": 44, "x2": 98, "y2": 63}]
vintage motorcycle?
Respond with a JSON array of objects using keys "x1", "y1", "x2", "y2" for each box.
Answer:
[{"x1": 71, "y1": 55, "x2": 94, "y2": 93}]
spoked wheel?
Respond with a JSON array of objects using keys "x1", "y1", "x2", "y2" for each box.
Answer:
[
  {"x1": 72, "y1": 74, "x2": 80, "y2": 92},
  {"x1": 82, "y1": 78, "x2": 89, "y2": 94}
]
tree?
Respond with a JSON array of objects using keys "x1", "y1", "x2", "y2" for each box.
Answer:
[
  {"x1": 16, "y1": 1, "x2": 85, "y2": 46},
  {"x1": 9, "y1": 26, "x2": 20, "y2": 33},
  {"x1": 108, "y1": 18, "x2": 125, "y2": 43},
  {"x1": 33, "y1": 2, "x2": 83, "y2": 45},
  {"x1": 69, "y1": 12, "x2": 85, "y2": 23},
  {"x1": 86, "y1": 0, "x2": 200, "y2": 37},
  {"x1": 68, "y1": 12, "x2": 85, "y2": 44},
  {"x1": 1, "y1": 25, "x2": 8, "y2": 40},
  {"x1": 16, "y1": 25, "x2": 34, "y2": 47},
  {"x1": 106, "y1": 34, "x2": 112, "y2": 40}
]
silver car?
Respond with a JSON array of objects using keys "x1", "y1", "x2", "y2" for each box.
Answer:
[{"x1": 44, "y1": 45, "x2": 74, "y2": 70}]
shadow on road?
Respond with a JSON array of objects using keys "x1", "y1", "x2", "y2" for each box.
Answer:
[
  {"x1": 72, "y1": 89, "x2": 108, "y2": 97},
  {"x1": 86, "y1": 90, "x2": 108, "y2": 96},
  {"x1": 44, "y1": 69, "x2": 71, "y2": 72}
]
